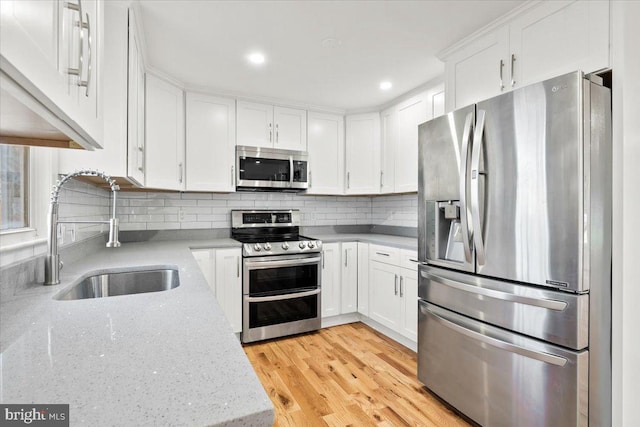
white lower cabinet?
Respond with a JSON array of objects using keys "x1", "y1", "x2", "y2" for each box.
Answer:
[
  {"x1": 368, "y1": 248, "x2": 418, "y2": 341},
  {"x1": 322, "y1": 242, "x2": 359, "y2": 318},
  {"x1": 321, "y1": 243, "x2": 341, "y2": 318},
  {"x1": 357, "y1": 242, "x2": 370, "y2": 316},
  {"x1": 369, "y1": 261, "x2": 402, "y2": 330},
  {"x1": 341, "y1": 242, "x2": 358, "y2": 314},
  {"x1": 191, "y1": 248, "x2": 242, "y2": 334}
]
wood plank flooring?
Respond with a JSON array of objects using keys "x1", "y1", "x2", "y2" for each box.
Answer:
[{"x1": 243, "y1": 322, "x2": 470, "y2": 427}]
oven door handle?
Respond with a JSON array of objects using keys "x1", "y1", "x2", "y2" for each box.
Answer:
[
  {"x1": 244, "y1": 256, "x2": 321, "y2": 270},
  {"x1": 246, "y1": 288, "x2": 320, "y2": 303}
]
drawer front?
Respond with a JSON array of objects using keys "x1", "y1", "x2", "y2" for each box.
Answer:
[
  {"x1": 369, "y1": 244, "x2": 400, "y2": 265},
  {"x1": 419, "y1": 265, "x2": 589, "y2": 350},
  {"x1": 400, "y1": 249, "x2": 419, "y2": 270},
  {"x1": 418, "y1": 301, "x2": 588, "y2": 427}
]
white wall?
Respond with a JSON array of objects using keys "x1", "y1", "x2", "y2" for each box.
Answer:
[
  {"x1": 611, "y1": 1, "x2": 640, "y2": 426},
  {"x1": 371, "y1": 194, "x2": 417, "y2": 227}
]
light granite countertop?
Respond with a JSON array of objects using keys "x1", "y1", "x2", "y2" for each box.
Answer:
[
  {"x1": 307, "y1": 233, "x2": 417, "y2": 251},
  {"x1": 0, "y1": 238, "x2": 274, "y2": 427},
  {"x1": 0, "y1": 231, "x2": 416, "y2": 426}
]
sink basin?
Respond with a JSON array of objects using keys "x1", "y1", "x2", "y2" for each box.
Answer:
[{"x1": 55, "y1": 269, "x2": 180, "y2": 300}]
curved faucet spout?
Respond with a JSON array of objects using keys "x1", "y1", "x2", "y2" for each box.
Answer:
[{"x1": 45, "y1": 170, "x2": 121, "y2": 285}]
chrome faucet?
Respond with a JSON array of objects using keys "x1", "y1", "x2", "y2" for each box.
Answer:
[{"x1": 44, "y1": 170, "x2": 121, "y2": 285}]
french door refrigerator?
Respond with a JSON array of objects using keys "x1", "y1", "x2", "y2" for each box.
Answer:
[{"x1": 417, "y1": 71, "x2": 611, "y2": 427}]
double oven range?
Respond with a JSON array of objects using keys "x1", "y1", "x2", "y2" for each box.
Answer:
[{"x1": 231, "y1": 210, "x2": 322, "y2": 343}]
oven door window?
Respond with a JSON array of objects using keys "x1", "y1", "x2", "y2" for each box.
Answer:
[
  {"x1": 239, "y1": 156, "x2": 290, "y2": 182},
  {"x1": 249, "y1": 294, "x2": 318, "y2": 328},
  {"x1": 249, "y1": 263, "x2": 318, "y2": 296}
]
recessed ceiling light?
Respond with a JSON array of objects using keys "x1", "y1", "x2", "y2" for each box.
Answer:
[
  {"x1": 247, "y1": 52, "x2": 265, "y2": 65},
  {"x1": 380, "y1": 81, "x2": 392, "y2": 91}
]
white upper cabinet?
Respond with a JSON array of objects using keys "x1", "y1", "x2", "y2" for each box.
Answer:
[
  {"x1": 185, "y1": 93, "x2": 236, "y2": 192},
  {"x1": 237, "y1": 101, "x2": 307, "y2": 151},
  {"x1": 145, "y1": 73, "x2": 185, "y2": 190},
  {"x1": 58, "y1": 3, "x2": 143, "y2": 185},
  {"x1": 379, "y1": 85, "x2": 443, "y2": 194},
  {"x1": 1, "y1": 0, "x2": 104, "y2": 148},
  {"x1": 273, "y1": 106, "x2": 307, "y2": 151},
  {"x1": 442, "y1": 0, "x2": 610, "y2": 112},
  {"x1": 395, "y1": 93, "x2": 429, "y2": 193},
  {"x1": 127, "y1": 7, "x2": 145, "y2": 186},
  {"x1": 380, "y1": 106, "x2": 398, "y2": 194},
  {"x1": 508, "y1": 0, "x2": 610, "y2": 88},
  {"x1": 345, "y1": 113, "x2": 381, "y2": 195},
  {"x1": 307, "y1": 112, "x2": 344, "y2": 195},
  {"x1": 236, "y1": 101, "x2": 273, "y2": 148},
  {"x1": 444, "y1": 26, "x2": 510, "y2": 111}
]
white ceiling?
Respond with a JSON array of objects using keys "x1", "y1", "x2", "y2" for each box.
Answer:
[{"x1": 138, "y1": 0, "x2": 525, "y2": 111}]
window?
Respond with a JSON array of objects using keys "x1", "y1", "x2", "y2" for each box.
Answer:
[{"x1": 0, "y1": 144, "x2": 29, "y2": 231}]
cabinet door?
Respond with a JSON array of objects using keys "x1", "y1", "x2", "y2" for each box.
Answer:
[
  {"x1": 345, "y1": 113, "x2": 381, "y2": 195},
  {"x1": 357, "y1": 242, "x2": 370, "y2": 316},
  {"x1": 509, "y1": 0, "x2": 610, "y2": 88},
  {"x1": 400, "y1": 268, "x2": 418, "y2": 341},
  {"x1": 127, "y1": 8, "x2": 145, "y2": 185},
  {"x1": 341, "y1": 242, "x2": 358, "y2": 314},
  {"x1": 307, "y1": 112, "x2": 344, "y2": 195},
  {"x1": 191, "y1": 249, "x2": 215, "y2": 295},
  {"x1": 73, "y1": 0, "x2": 103, "y2": 144},
  {"x1": 1, "y1": 0, "x2": 101, "y2": 148},
  {"x1": 215, "y1": 248, "x2": 242, "y2": 333},
  {"x1": 274, "y1": 106, "x2": 307, "y2": 151},
  {"x1": 186, "y1": 93, "x2": 236, "y2": 192},
  {"x1": 58, "y1": 2, "x2": 127, "y2": 176},
  {"x1": 145, "y1": 74, "x2": 185, "y2": 190},
  {"x1": 444, "y1": 26, "x2": 509, "y2": 112},
  {"x1": 395, "y1": 93, "x2": 429, "y2": 193},
  {"x1": 369, "y1": 261, "x2": 401, "y2": 330},
  {"x1": 380, "y1": 106, "x2": 397, "y2": 194},
  {"x1": 236, "y1": 101, "x2": 273, "y2": 148},
  {"x1": 321, "y1": 243, "x2": 341, "y2": 318}
]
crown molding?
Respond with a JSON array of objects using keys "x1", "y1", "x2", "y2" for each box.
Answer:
[{"x1": 437, "y1": 0, "x2": 542, "y2": 60}]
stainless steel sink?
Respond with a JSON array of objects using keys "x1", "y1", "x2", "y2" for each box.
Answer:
[{"x1": 55, "y1": 269, "x2": 180, "y2": 300}]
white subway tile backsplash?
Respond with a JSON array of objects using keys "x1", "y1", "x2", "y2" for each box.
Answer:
[{"x1": 53, "y1": 179, "x2": 417, "y2": 236}]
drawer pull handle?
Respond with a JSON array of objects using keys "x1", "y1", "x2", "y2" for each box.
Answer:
[{"x1": 376, "y1": 252, "x2": 390, "y2": 257}]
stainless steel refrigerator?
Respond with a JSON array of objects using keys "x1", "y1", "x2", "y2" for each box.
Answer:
[{"x1": 417, "y1": 71, "x2": 611, "y2": 427}]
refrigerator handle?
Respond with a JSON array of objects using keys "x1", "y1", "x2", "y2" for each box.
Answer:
[
  {"x1": 459, "y1": 112, "x2": 474, "y2": 263},
  {"x1": 471, "y1": 110, "x2": 486, "y2": 265}
]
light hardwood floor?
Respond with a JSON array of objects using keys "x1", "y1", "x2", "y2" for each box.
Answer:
[{"x1": 243, "y1": 322, "x2": 471, "y2": 427}]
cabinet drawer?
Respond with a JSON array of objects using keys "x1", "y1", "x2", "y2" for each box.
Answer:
[
  {"x1": 418, "y1": 301, "x2": 588, "y2": 427},
  {"x1": 369, "y1": 244, "x2": 400, "y2": 265},
  {"x1": 400, "y1": 250, "x2": 419, "y2": 270}
]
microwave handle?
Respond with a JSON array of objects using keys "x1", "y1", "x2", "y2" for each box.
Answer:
[{"x1": 289, "y1": 156, "x2": 294, "y2": 185}]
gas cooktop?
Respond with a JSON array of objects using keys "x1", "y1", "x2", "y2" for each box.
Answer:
[{"x1": 231, "y1": 209, "x2": 322, "y2": 257}]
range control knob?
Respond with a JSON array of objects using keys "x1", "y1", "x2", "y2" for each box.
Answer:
[
  {"x1": 282, "y1": 242, "x2": 290, "y2": 250},
  {"x1": 307, "y1": 241, "x2": 315, "y2": 249},
  {"x1": 263, "y1": 243, "x2": 272, "y2": 251},
  {"x1": 253, "y1": 243, "x2": 261, "y2": 252},
  {"x1": 299, "y1": 242, "x2": 306, "y2": 249}
]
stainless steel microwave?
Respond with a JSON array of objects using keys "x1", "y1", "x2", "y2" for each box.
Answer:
[{"x1": 236, "y1": 146, "x2": 308, "y2": 192}]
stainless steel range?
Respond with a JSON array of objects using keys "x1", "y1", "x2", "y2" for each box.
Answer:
[{"x1": 231, "y1": 210, "x2": 322, "y2": 343}]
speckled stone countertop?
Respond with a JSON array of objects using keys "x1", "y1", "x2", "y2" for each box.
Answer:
[
  {"x1": 308, "y1": 233, "x2": 417, "y2": 251},
  {"x1": 0, "y1": 238, "x2": 274, "y2": 427}
]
